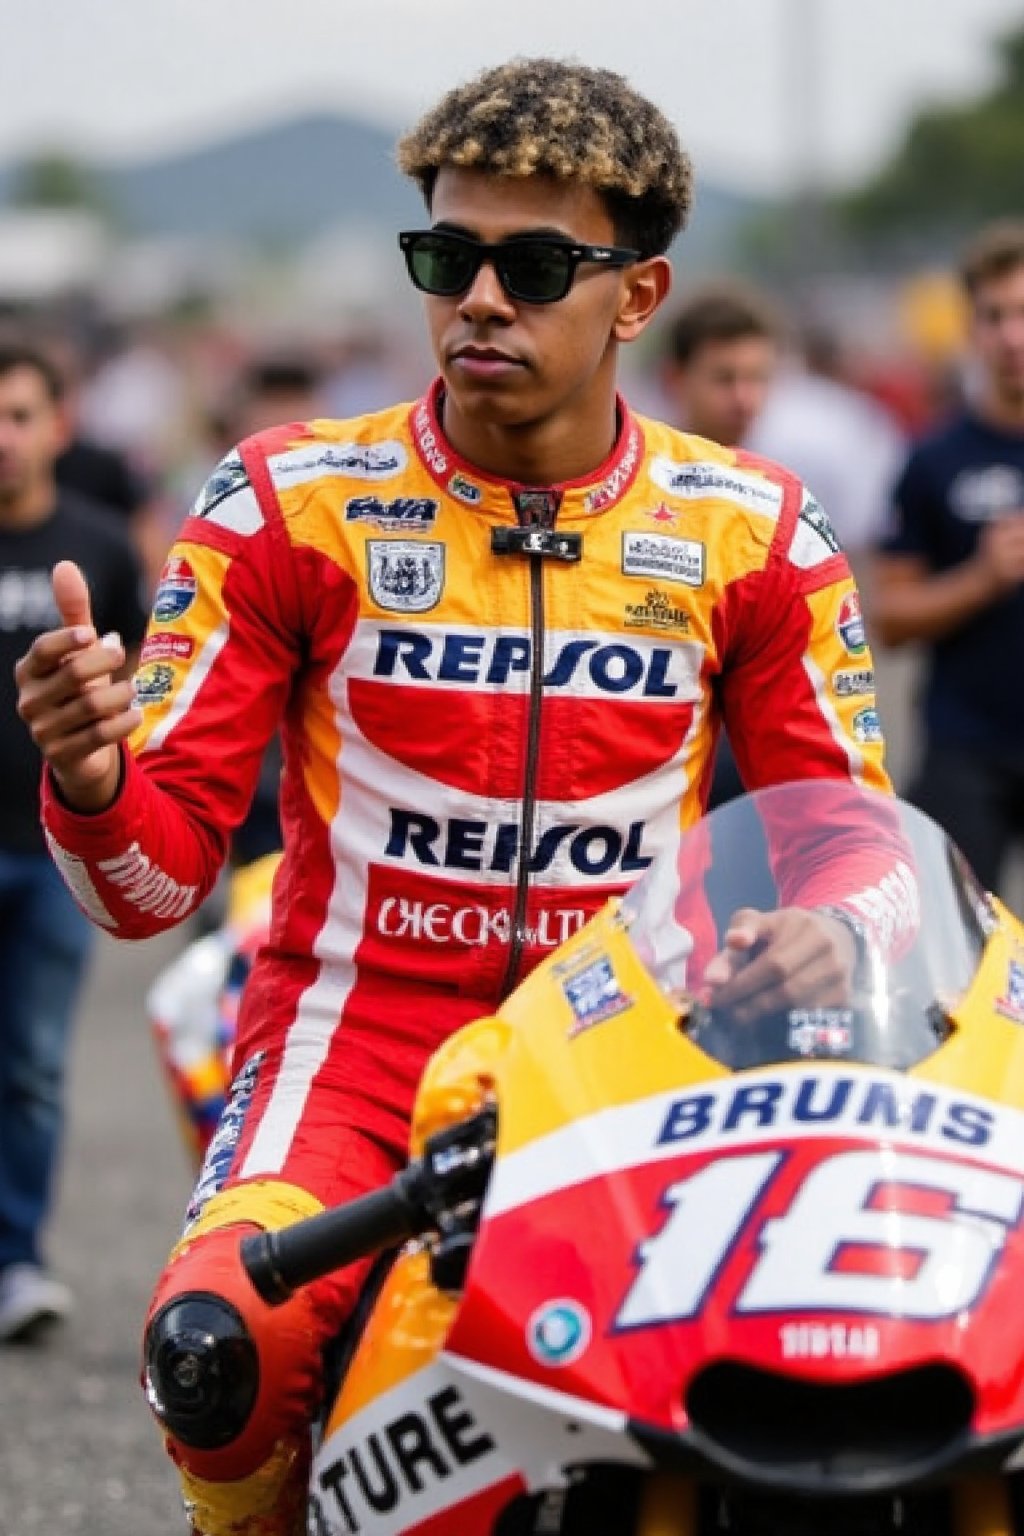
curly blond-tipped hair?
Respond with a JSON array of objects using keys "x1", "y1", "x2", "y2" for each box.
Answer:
[{"x1": 396, "y1": 57, "x2": 693, "y2": 257}]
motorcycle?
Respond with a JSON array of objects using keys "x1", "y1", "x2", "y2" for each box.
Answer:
[{"x1": 242, "y1": 779, "x2": 1024, "y2": 1536}]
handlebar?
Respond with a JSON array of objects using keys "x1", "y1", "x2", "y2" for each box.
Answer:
[
  {"x1": 241, "y1": 1105, "x2": 497, "y2": 1306},
  {"x1": 242, "y1": 1164, "x2": 430, "y2": 1305}
]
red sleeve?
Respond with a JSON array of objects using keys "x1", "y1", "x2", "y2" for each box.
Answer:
[
  {"x1": 718, "y1": 475, "x2": 913, "y2": 953},
  {"x1": 720, "y1": 474, "x2": 890, "y2": 798},
  {"x1": 41, "y1": 438, "x2": 306, "y2": 939}
]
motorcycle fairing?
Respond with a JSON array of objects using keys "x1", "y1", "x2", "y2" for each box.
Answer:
[
  {"x1": 437, "y1": 905, "x2": 1024, "y2": 1451},
  {"x1": 319, "y1": 809, "x2": 1024, "y2": 1522},
  {"x1": 311, "y1": 1260, "x2": 652, "y2": 1535}
]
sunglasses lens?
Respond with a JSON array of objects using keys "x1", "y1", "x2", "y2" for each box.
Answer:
[
  {"x1": 499, "y1": 243, "x2": 572, "y2": 302},
  {"x1": 408, "y1": 235, "x2": 478, "y2": 296}
]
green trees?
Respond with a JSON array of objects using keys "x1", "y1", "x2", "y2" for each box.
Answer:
[{"x1": 841, "y1": 26, "x2": 1024, "y2": 240}]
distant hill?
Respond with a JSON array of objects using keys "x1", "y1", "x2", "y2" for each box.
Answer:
[{"x1": 0, "y1": 111, "x2": 764, "y2": 267}]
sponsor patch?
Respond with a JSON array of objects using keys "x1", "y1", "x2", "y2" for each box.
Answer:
[
  {"x1": 271, "y1": 441, "x2": 407, "y2": 484},
  {"x1": 413, "y1": 401, "x2": 450, "y2": 476},
  {"x1": 191, "y1": 452, "x2": 262, "y2": 534},
  {"x1": 583, "y1": 421, "x2": 642, "y2": 513},
  {"x1": 836, "y1": 591, "x2": 867, "y2": 655},
  {"x1": 649, "y1": 457, "x2": 784, "y2": 518},
  {"x1": 624, "y1": 588, "x2": 691, "y2": 632},
  {"x1": 995, "y1": 959, "x2": 1024, "y2": 1025},
  {"x1": 527, "y1": 1300, "x2": 592, "y2": 1367},
  {"x1": 563, "y1": 955, "x2": 632, "y2": 1037},
  {"x1": 851, "y1": 706, "x2": 883, "y2": 744},
  {"x1": 623, "y1": 531, "x2": 705, "y2": 587},
  {"x1": 832, "y1": 666, "x2": 874, "y2": 697},
  {"x1": 788, "y1": 1008, "x2": 854, "y2": 1057},
  {"x1": 345, "y1": 494, "x2": 438, "y2": 529},
  {"x1": 193, "y1": 452, "x2": 249, "y2": 513},
  {"x1": 133, "y1": 661, "x2": 176, "y2": 706},
  {"x1": 140, "y1": 633, "x2": 195, "y2": 664},
  {"x1": 513, "y1": 488, "x2": 561, "y2": 525},
  {"x1": 791, "y1": 493, "x2": 842, "y2": 569},
  {"x1": 367, "y1": 540, "x2": 445, "y2": 613},
  {"x1": 384, "y1": 808, "x2": 652, "y2": 878},
  {"x1": 152, "y1": 556, "x2": 198, "y2": 623},
  {"x1": 781, "y1": 1323, "x2": 880, "y2": 1361},
  {"x1": 448, "y1": 471, "x2": 483, "y2": 505},
  {"x1": 369, "y1": 626, "x2": 697, "y2": 699},
  {"x1": 184, "y1": 1052, "x2": 264, "y2": 1228},
  {"x1": 96, "y1": 841, "x2": 198, "y2": 921},
  {"x1": 377, "y1": 896, "x2": 587, "y2": 948}
]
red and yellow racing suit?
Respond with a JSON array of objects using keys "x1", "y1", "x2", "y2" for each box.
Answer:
[{"x1": 42, "y1": 382, "x2": 891, "y2": 1533}]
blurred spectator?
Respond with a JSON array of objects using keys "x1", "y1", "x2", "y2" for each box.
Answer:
[
  {"x1": 660, "y1": 279, "x2": 781, "y2": 446},
  {"x1": 77, "y1": 319, "x2": 187, "y2": 472},
  {"x1": 323, "y1": 326, "x2": 421, "y2": 417},
  {"x1": 749, "y1": 324, "x2": 906, "y2": 563},
  {"x1": 658, "y1": 281, "x2": 781, "y2": 814},
  {"x1": 50, "y1": 339, "x2": 171, "y2": 593},
  {"x1": 220, "y1": 351, "x2": 327, "y2": 441},
  {"x1": 871, "y1": 220, "x2": 1024, "y2": 897},
  {"x1": 0, "y1": 340, "x2": 147, "y2": 1343}
]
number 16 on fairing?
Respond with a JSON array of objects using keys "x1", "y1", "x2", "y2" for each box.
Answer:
[{"x1": 614, "y1": 1148, "x2": 1024, "y2": 1330}]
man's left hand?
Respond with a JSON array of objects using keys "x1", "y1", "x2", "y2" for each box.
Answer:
[{"x1": 701, "y1": 908, "x2": 860, "y2": 1023}]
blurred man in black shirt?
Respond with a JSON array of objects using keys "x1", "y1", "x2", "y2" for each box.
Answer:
[{"x1": 0, "y1": 341, "x2": 147, "y2": 1342}]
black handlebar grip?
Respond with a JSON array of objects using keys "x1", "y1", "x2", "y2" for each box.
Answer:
[{"x1": 241, "y1": 1177, "x2": 424, "y2": 1306}]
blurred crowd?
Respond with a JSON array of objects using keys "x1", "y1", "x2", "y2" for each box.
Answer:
[{"x1": 0, "y1": 257, "x2": 968, "y2": 591}]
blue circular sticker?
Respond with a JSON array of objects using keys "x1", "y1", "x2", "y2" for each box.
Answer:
[{"x1": 526, "y1": 1299, "x2": 592, "y2": 1367}]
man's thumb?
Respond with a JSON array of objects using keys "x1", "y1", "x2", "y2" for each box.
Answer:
[{"x1": 52, "y1": 560, "x2": 94, "y2": 632}]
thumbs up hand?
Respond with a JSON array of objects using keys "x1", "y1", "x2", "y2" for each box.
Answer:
[{"x1": 13, "y1": 559, "x2": 142, "y2": 812}]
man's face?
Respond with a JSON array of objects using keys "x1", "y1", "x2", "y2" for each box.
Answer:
[
  {"x1": 663, "y1": 334, "x2": 777, "y2": 447},
  {"x1": 970, "y1": 263, "x2": 1024, "y2": 409},
  {"x1": 420, "y1": 168, "x2": 643, "y2": 430},
  {"x1": 0, "y1": 365, "x2": 66, "y2": 507}
]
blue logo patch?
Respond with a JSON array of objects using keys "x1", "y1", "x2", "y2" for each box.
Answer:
[
  {"x1": 153, "y1": 555, "x2": 198, "y2": 623},
  {"x1": 996, "y1": 959, "x2": 1024, "y2": 1024},
  {"x1": 563, "y1": 956, "x2": 632, "y2": 1037},
  {"x1": 183, "y1": 1051, "x2": 264, "y2": 1229},
  {"x1": 345, "y1": 495, "x2": 438, "y2": 529},
  {"x1": 836, "y1": 591, "x2": 866, "y2": 655},
  {"x1": 852, "y1": 706, "x2": 883, "y2": 744}
]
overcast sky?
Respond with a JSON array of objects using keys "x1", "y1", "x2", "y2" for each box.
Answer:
[{"x1": 4, "y1": 0, "x2": 1023, "y2": 195}]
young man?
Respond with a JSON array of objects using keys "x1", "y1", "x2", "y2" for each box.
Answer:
[
  {"x1": 16, "y1": 60, "x2": 893, "y2": 1534},
  {"x1": 0, "y1": 341, "x2": 147, "y2": 1343},
  {"x1": 660, "y1": 279, "x2": 781, "y2": 449},
  {"x1": 872, "y1": 220, "x2": 1024, "y2": 895}
]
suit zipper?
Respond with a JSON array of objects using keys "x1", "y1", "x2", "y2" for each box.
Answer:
[{"x1": 500, "y1": 551, "x2": 545, "y2": 998}]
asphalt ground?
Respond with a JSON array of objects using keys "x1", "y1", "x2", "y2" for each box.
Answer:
[{"x1": 0, "y1": 646, "x2": 930, "y2": 1536}]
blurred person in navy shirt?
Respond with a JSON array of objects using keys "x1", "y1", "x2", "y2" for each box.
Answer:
[{"x1": 872, "y1": 220, "x2": 1024, "y2": 896}]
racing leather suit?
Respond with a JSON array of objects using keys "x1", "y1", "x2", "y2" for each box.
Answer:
[{"x1": 42, "y1": 381, "x2": 892, "y2": 1533}]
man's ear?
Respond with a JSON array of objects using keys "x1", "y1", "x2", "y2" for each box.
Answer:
[{"x1": 614, "y1": 255, "x2": 673, "y2": 343}]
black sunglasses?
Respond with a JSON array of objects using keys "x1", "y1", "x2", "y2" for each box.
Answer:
[{"x1": 399, "y1": 229, "x2": 640, "y2": 305}]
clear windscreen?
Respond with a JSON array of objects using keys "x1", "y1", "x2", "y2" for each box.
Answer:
[{"x1": 620, "y1": 780, "x2": 994, "y2": 1072}]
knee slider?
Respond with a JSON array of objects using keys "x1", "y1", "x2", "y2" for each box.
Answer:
[{"x1": 144, "y1": 1292, "x2": 259, "y2": 1451}]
